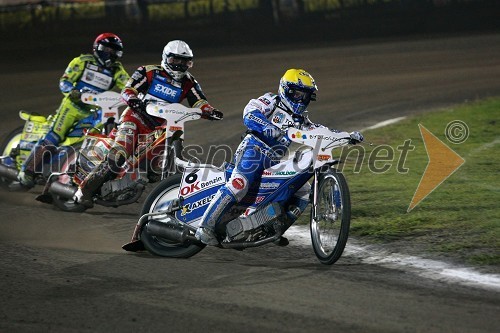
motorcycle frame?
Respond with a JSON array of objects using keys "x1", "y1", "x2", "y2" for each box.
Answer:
[
  {"x1": 44, "y1": 103, "x2": 203, "y2": 206},
  {"x1": 72, "y1": 102, "x2": 201, "y2": 184},
  {"x1": 129, "y1": 126, "x2": 352, "y2": 247}
]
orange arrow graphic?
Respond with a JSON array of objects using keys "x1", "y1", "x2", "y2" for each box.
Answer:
[{"x1": 408, "y1": 124, "x2": 465, "y2": 212}]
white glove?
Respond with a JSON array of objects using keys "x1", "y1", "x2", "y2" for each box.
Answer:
[
  {"x1": 349, "y1": 131, "x2": 364, "y2": 144},
  {"x1": 73, "y1": 188, "x2": 84, "y2": 203},
  {"x1": 263, "y1": 125, "x2": 282, "y2": 139}
]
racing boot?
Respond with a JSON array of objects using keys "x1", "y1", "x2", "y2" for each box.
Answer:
[
  {"x1": 273, "y1": 235, "x2": 290, "y2": 247},
  {"x1": 195, "y1": 187, "x2": 238, "y2": 246},
  {"x1": 73, "y1": 161, "x2": 117, "y2": 208},
  {"x1": 10, "y1": 170, "x2": 35, "y2": 191},
  {"x1": 12, "y1": 140, "x2": 55, "y2": 191}
]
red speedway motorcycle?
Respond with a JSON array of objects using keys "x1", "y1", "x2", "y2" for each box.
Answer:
[{"x1": 39, "y1": 101, "x2": 220, "y2": 212}]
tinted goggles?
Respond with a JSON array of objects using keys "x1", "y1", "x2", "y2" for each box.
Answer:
[
  {"x1": 98, "y1": 44, "x2": 123, "y2": 58},
  {"x1": 167, "y1": 56, "x2": 193, "y2": 72},
  {"x1": 287, "y1": 88, "x2": 316, "y2": 103}
]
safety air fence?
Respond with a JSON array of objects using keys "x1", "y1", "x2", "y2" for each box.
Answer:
[{"x1": 1, "y1": 0, "x2": 499, "y2": 47}]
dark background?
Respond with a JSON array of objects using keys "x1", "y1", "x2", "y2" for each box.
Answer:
[
  {"x1": 1, "y1": 2, "x2": 500, "y2": 332},
  {"x1": 1, "y1": 0, "x2": 500, "y2": 67}
]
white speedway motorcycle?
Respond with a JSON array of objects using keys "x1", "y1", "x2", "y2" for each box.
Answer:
[{"x1": 123, "y1": 125, "x2": 360, "y2": 265}]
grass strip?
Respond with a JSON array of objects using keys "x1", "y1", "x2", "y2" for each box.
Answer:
[{"x1": 298, "y1": 97, "x2": 500, "y2": 266}]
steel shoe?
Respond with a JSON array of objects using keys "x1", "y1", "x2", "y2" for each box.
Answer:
[
  {"x1": 195, "y1": 227, "x2": 219, "y2": 246},
  {"x1": 16, "y1": 170, "x2": 35, "y2": 189}
]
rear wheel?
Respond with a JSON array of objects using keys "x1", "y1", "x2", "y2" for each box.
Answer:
[
  {"x1": 310, "y1": 169, "x2": 351, "y2": 265},
  {"x1": 140, "y1": 174, "x2": 205, "y2": 258}
]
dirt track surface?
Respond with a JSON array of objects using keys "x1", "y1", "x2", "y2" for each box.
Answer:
[{"x1": 1, "y1": 33, "x2": 500, "y2": 332}]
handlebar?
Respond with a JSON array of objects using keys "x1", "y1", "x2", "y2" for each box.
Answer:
[{"x1": 208, "y1": 112, "x2": 223, "y2": 121}]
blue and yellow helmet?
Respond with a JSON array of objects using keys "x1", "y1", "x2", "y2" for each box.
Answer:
[{"x1": 278, "y1": 69, "x2": 317, "y2": 115}]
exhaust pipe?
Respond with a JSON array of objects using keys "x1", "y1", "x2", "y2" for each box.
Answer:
[
  {"x1": 48, "y1": 181, "x2": 77, "y2": 199},
  {"x1": 219, "y1": 233, "x2": 281, "y2": 249},
  {"x1": 146, "y1": 220, "x2": 194, "y2": 243},
  {"x1": 0, "y1": 164, "x2": 19, "y2": 181}
]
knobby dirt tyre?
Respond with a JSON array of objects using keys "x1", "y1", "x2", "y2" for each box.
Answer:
[
  {"x1": 140, "y1": 174, "x2": 205, "y2": 258},
  {"x1": 0, "y1": 126, "x2": 23, "y2": 186},
  {"x1": 310, "y1": 169, "x2": 351, "y2": 265}
]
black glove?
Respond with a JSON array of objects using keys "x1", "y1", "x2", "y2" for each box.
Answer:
[
  {"x1": 209, "y1": 109, "x2": 223, "y2": 121},
  {"x1": 201, "y1": 108, "x2": 223, "y2": 121},
  {"x1": 128, "y1": 98, "x2": 145, "y2": 112},
  {"x1": 69, "y1": 89, "x2": 82, "y2": 103}
]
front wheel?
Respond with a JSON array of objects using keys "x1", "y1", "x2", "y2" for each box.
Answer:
[
  {"x1": 0, "y1": 126, "x2": 23, "y2": 158},
  {"x1": 310, "y1": 169, "x2": 351, "y2": 265},
  {"x1": 0, "y1": 126, "x2": 23, "y2": 186},
  {"x1": 140, "y1": 174, "x2": 205, "y2": 258}
]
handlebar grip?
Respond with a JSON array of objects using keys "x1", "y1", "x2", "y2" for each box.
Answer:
[
  {"x1": 208, "y1": 110, "x2": 223, "y2": 121},
  {"x1": 209, "y1": 114, "x2": 223, "y2": 121}
]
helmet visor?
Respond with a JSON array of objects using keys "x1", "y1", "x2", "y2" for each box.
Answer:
[
  {"x1": 97, "y1": 44, "x2": 123, "y2": 59},
  {"x1": 167, "y1": 55, "x2": 193, "y2": 72},
  {"x1": 287, "y1": 88, "x2": 316, "y2": 103}
]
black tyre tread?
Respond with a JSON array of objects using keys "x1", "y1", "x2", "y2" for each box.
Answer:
[
  {"x1": 0, "y1": 126, "x2": 23, "y2": 156},
  {"x1": 311, "y1": 169, "x2": 351, "y2": 265},
  {"x1": 0, "y1": 126, "x2": 24, "y2": 186}
]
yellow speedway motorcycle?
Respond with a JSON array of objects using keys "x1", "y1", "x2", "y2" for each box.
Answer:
[
  {"x1": 39, "y1": 101, "x2": 220, "y2": 212},
  {"x1": 0, "y1": 91, "x2": 124, "y2": 187},
  {"x1": 123, "y1": 126, "x2": 360, "y2": 265}
]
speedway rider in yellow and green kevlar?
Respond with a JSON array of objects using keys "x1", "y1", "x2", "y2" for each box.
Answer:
[{"x1": 17, "y1": 33, "x2": 129, "y2": 188}]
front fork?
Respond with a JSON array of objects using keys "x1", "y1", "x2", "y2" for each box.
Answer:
[
  {"x1": 160, "y1": 134, "x2": 183, "y2": 180},
  {"x1": 310, "y1": 163, "x2": 339, "y2": 222},
  {"x1": 311, "y1": 168, "x2": 320, "y2": 222}
]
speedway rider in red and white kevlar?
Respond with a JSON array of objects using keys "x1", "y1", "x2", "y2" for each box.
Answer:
[
  {"x1": 74, "y1": 40, "x2": 223, "y2": 207},
  {"x1": 195, "y1": 69, "x2": 363, "y2": 245}
]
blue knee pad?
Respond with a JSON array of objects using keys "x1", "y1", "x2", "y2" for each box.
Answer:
[{"x1": 44, "y1": 131, "x2": 61, "y2": 146}]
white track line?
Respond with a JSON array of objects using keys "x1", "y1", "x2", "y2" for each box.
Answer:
[
  {"x1": 361, "y1": 116, "x2": 407, "y2": 131},
  {"x1": 287, "y1": 225, "x2": 500, "y2": 291},
  {"x1": 284, "y1": 116, "x2": 500, "y2": 291}
]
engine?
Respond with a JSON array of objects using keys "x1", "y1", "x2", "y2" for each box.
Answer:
[
  {"x1": 225, "y1": 202, "x2": 283, "y2": 242},
  {"x1": 100, "y1": 172, "x2": 146, "y2": 201}
]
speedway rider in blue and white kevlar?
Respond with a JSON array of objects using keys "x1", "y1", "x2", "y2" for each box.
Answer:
[{"x1": 195, "y1": 69, "x2": 363, "y2": 245}]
